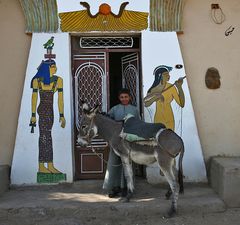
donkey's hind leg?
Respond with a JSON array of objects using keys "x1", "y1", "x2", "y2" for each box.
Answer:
[
  {"x1": 165, "y1": 164, "x2": 178, "y2": 200},
  {"x1": 121, "y1": 156, "x2": 134, "y2": 202},
  {"x1": 157, "y1": 154, "x2": 179, "y2": 217}
]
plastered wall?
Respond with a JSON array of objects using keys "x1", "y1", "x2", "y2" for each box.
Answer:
[
  {"x1": 1, "y1": 0, "x2": 240, "y2": 168},
  {"x1": 178, "y1": 0, "x2": 240, "y2": 166},
  {"x1": 0, "y1": 0, "x2": 31, "y2": 165}
]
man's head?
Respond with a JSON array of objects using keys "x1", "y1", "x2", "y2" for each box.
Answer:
[{"x1": 118, "y1": 88, "x2": 131, "y2": 105}]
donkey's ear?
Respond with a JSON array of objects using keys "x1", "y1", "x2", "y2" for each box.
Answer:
[
  {"x1": 82, "y1": 102, "x2": 90, "y2": 113},
  {"x1": 90, "y1": 104, "x2": 100, "y2": 114},
  {"x1": 94, "y1": 105, "x2": 100, "y2": 114},
  {"x1": 87, "y1": 105, "x2": 99, "y2": 118}
]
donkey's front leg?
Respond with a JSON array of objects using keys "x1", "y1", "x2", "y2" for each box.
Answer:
[{"x1": 121, "y1": 156, "x2": 134, "y2": 202}]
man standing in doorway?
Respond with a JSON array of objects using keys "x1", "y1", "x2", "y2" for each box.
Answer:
[{"x1": 103, "y1": 88, "x2": 139, "y2": 198}]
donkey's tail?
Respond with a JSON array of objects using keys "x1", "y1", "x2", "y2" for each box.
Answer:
[{"x1": 178, "y1": 143, "x2": 184, "y2": 194}]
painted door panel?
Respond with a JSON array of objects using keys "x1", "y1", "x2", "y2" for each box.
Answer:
[
  {"x1": 121, "y1": 52, "x2": 144, "y2": 177},
  {"x1": 73, "y1": 53, "x2": 108, "y2": 179},
  {"x1": 121, "y1": 52, "x2": 140, "y2": 108}
]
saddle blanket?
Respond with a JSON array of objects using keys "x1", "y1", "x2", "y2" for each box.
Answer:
[{"x1": 121, "y1": 114, "x2": 166, "y2": 142}]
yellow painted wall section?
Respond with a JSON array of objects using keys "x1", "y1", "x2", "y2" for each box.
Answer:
[
  {"x1": 178, "y1": 0, "x2": 240, "y2": 164},
  {"x1": 0, "y1": 0, "x2": 31, "y2": 165}
]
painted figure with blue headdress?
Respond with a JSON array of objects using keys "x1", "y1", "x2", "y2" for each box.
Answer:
[{"x1": 30, "y1": 53, "x2": 66, "y2": 182}]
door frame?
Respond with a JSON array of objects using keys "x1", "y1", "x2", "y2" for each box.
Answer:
[{"x1": 71, "y1": 35, "x2": 144, "y2": 180}]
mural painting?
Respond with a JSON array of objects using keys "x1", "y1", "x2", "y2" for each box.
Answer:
[
  {"x1": 144, "y1": 65, "x2": 185, "y2": 131},
  {"x1": 142, "y1": 32, "x2": 206, "y2": 182},
  {"x1": 11, "y1": 2, "x2": 207, "y2": 185},
  {"x1": 30, "y1": 37, "x2": 66, "y2": 183},
  {"x1": 59, "y1": 2, "x2": 148, "y2": 32}
]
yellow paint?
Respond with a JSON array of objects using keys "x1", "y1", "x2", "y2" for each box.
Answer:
[
  {"x1": 39, "y1": 162, "x2": 51, "y2": 173},
  {"x1": 154, "y1": 84, "x2": 182, "y2": 130},
  {"x1": 30, "y1": 64, "x2": 65, "y2": 128},
  {"x1": 47, "y1": 162, "x2": 62, "y2": 173},
  {"x1": 31, "y1": 64, "x2": 65, "y2": 174},
  {"x1": 145, "y1": 72, "x2": 185, "y2": 130},
  {"x1": 38, "y1": 162, "x2": 62, "y2": 174},
  {"x1": 59, "y1": 10, "x2": 148, "y2": 32}
]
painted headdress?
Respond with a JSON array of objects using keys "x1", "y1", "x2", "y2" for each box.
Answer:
[
  {"x1": 148, "y1": 65, "x2": 173, "y2": 93},
  {"x1": 30, "y1": 60, "x2": 56, "y2": 88},
  {"x1": 153, "y1": 65, "x2": 173, "y2": 76}
]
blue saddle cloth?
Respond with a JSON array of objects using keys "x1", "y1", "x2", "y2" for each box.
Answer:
[{"x1": 123, "y1": 116, "x2": 166, "y2": 139}]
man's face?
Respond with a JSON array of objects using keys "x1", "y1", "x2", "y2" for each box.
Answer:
[{"x1": 119, "y1": 93, "x2": 130, "y2": 105}]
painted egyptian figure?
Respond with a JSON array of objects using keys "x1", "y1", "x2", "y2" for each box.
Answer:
[
  {"x1": 144, "y1": 65, "x2": 185, "y2": 130},
  {"x1": 30, "y1": 60, "x2": 65, "y2": 174}
]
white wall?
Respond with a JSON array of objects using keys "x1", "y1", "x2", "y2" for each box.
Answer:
[
  {"x1": 57, "y1": 0, "x2": 149, "y2": 14},
  {"x1": 11, "y1": 33, "x2": 73, "y2": 184},
  {"x1": 142, "y1": 31, "x2": 206, "y2": 182},
  {"x1": 11, "y1": 0, "x2": 210, "y2": 184}
]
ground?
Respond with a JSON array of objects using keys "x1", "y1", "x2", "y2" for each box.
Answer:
[{"x1": 0, "y1": 179, "x2": 239, "y2": 225}]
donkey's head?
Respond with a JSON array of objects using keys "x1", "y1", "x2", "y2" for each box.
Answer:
[{"x1": 77, "y1": 102, "x2": 99, "y2": 147}]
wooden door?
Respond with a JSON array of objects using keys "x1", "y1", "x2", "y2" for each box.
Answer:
[
  {"x1": 121, "y1": 52, "x2": 144, "y2": 177},
  {"x1": 121, "y1": 52, "x2": 140, "y2": 108},
  {"x1": 73, "y1": 52, "x2": 109, "y2": 179}
]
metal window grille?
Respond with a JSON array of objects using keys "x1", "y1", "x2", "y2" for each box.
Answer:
[
  {"x1": 122, "y1": 53, "x2": 140, "y2": 107},
  {"x1": 74, "y1": 62, "x2": 104, "y2": 130},
  {"x1": 123, "y1": 65, "x2": 138, "y2": 106},
  {"x1": 80, "y1": 37, "x2": 133, "y2": 48}
]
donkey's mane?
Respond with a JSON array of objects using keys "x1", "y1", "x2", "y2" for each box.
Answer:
[{"x1": 98, "y1": 112, "x2": 124, "y2": 124}]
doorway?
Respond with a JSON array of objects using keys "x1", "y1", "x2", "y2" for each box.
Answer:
[
  {"x1": 109, "y1": 52, "x2": 140, "y2": 108},
  {"x1": 71, "y1": 35, "x2": 143, "y2": 179}
]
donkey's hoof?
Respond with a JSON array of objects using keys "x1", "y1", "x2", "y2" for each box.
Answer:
[
  {"x1": 165, "y1": 208, "x2": 177, "y2": 218},
  {"x1": 119, "y1": 197, "x2": 130, "y2": 203}
]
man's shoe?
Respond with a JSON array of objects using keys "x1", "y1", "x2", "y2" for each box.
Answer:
[{"x1": 108, "y1": 187, "x2": 121, "y2": 198}]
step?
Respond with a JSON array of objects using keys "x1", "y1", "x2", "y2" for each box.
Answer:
[
  {"x1": 210, "y1": 157, "x2": 240, "y2": 207},
  {"x1": 0, "y1": 180, "x2": 225, "y2": 220}
]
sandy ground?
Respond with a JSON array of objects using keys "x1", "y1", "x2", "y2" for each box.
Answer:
[{"x1": 0, "y1": 179, "x2": 239, "y2": 225}]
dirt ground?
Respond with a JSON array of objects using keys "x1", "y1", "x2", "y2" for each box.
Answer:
[
  {"x1": 0, "y1": 180, "x2": 239, "y2": 225},
  {"x1": 1, "y1": 207, "x2": 240, "y2": 225}
]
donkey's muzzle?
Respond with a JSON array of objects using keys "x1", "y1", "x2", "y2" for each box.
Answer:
[{"x1": 77, "y1": 134, "x2": 89, "y2": 147}]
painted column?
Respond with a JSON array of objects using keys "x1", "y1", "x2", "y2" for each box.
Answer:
[
  {"x1": 11, "y1": 33, "x2": 73, "y2": 184},
  {"x1": 142, "y1": 31, "x2": 207, "y2": 182}
]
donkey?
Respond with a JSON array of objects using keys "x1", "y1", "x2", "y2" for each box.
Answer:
[{"x1": 77, "y1": 103, "x2": 184, "y2": 217}]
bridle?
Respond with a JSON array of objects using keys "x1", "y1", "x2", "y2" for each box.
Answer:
[
  {"x1": 79, "y1": 114, "x2": 122, "y2": 167},
  {"x1": 79, "y1": 116, "x2": 97, "y2": 143}
]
